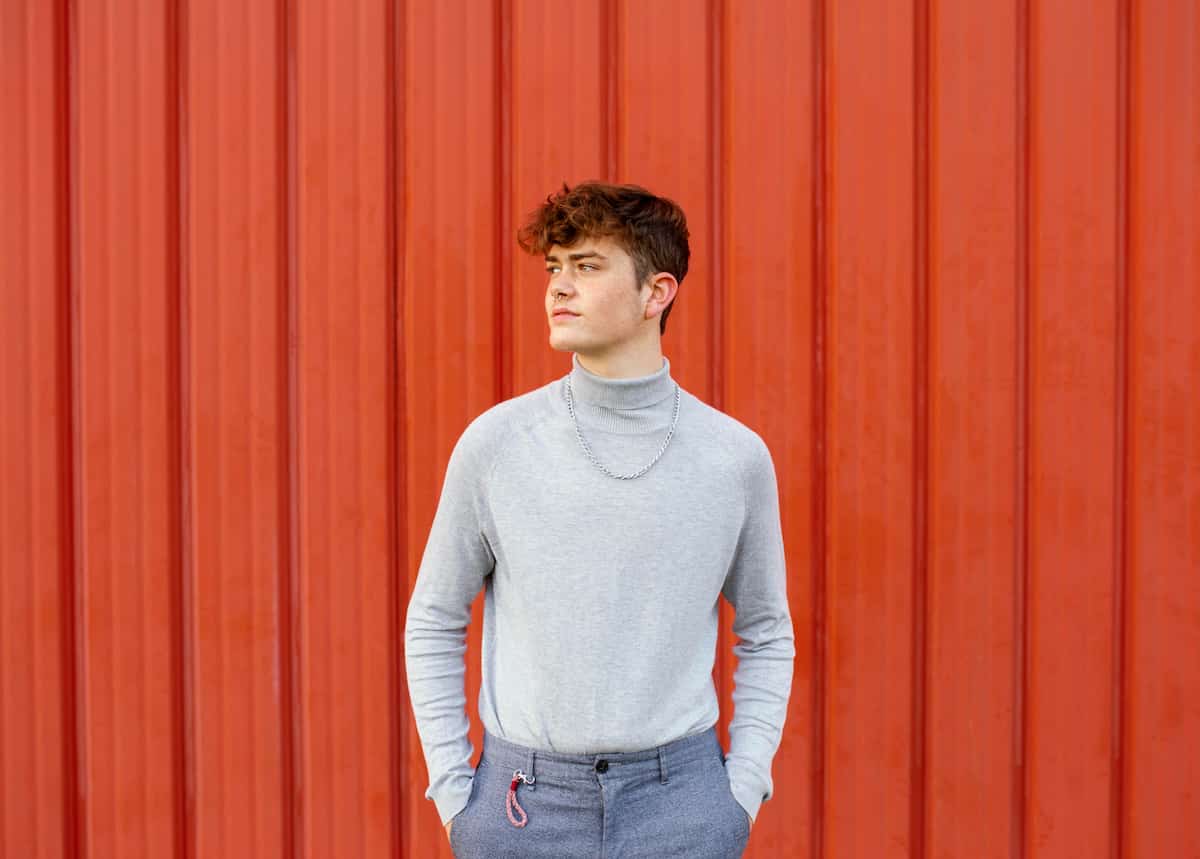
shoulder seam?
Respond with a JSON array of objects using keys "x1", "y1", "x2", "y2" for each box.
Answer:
[
  {"x1": 735, "y1": 431, "x2": 754, "y2": 529},
  {"x1": 480, "y1": 380, "x2": 560, "y2": 495}
]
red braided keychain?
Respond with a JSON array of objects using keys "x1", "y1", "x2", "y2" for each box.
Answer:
[{"x1": 506, "y1": 770, "x2": 533, "y2": 827}]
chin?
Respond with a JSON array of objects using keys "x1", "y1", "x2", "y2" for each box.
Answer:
[{"x1": 547, "y1": 332, "x2": 578, "y2": 353}]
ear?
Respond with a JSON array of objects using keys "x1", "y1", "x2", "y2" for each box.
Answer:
[{"x1": 643, "y1": 272, "x2": 679, "y2": 321}]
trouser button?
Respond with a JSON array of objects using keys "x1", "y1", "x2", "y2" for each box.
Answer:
[{"x1": 595, "y1": 759, "x2": 609, "y2": 773}]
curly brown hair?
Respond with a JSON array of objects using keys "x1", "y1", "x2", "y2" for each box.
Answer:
[{"x1": 516, "y1": 181, "x2": 690, "y2": 335}]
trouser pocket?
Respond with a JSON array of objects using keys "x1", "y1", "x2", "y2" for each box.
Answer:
[
  {"x1": 449, "y1": 758, "x2": 543, "y2": 858},
  {"x1": 720, "y1": 755, "x2": 752, "y2": 848},
  {"x1": 448, "y1": 763, "x2": 484, "y2": 857}
]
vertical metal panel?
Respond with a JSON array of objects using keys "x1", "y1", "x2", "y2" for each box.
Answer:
[
  {"x1": 0, "y1": 2, "x2": 74, "y2": 856},
  {"x1": 1, "y1": 1, "x2": 1198, "y2": 857},
  {"x1": 724, "y1": 2, "x2": 816, "y2": 856},
  {"x1": 824, "y1": 1, "x2": 917, "y2": 857},
  {"x1": 508, "y1": 0, "x2": 606, "y2": 392},
  {"x1": 1028, "y1": 2, "x2": 1120, "y2": 856},
  {"x1": 400, "y1": 2, "x2": 500, "y2": 855},
  {"x1": 185, "y1": 0, "x2": 289, "y2": 856},
  {"x1": 1127, "y1": 2, "x2": 1200, "y2": 856},
  {"x1": 71, "y1": 0, "x2": 186, "y2": 856},
  {"x1": 927, "y1": 2, "x2": 1020, "y2": 858},
  {"x1": 618, "y1": 0, "x2": 716, "y2": 406},
  {"x1": 293, "y1": 0, "x2": 396, "y2": 855}
]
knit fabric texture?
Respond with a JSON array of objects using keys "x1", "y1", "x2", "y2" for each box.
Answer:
[{"x1": 404, "y1": 352, "x2": 796, "y2": 827}]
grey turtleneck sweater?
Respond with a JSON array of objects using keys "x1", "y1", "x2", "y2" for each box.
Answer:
[{"x1": 403, "y1": 353, "x2": 795, "y2": 827}]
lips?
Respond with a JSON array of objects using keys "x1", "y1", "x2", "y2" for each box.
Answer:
[{"x1": 552, "y1": 309, "x2": 579, "y2": 317}]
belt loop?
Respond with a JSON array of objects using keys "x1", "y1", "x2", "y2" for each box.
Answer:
[
  {"x1": 658, "y1": 744, "x2": 669, "y2": 784},
  {"x1": 525, "y1": 748, "x2": 536, "y2": 790}
]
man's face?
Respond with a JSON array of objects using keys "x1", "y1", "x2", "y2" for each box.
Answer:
[{"x1": 543, "y1": 236, "x2": 652, "y2": 357}]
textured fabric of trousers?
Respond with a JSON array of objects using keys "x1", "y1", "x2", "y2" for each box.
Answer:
[{"x1": 449, "y1": 724, "x2": 751, "y2": 859}]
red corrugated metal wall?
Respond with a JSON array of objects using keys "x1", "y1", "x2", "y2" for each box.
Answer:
[{"x1": 2, "y1": 0, "x2": 1197, "y2": 857}]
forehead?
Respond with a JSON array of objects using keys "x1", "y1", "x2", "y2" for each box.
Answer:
[{"x1": 545, "y1": 235, "x2": 631, "y2": 261}]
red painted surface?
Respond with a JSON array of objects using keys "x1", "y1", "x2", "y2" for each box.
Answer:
[{"x1": 1, "y1": 1, "x2": 1197, "y2": 857}]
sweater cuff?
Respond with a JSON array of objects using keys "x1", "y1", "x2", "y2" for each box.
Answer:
[{"x1": 432, "y1": 774, "x2": 475, "y2": 826}]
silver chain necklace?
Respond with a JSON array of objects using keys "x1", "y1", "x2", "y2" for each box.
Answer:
[{"x1": 564, "y1": 376, "x2": 681, "y2": 480}]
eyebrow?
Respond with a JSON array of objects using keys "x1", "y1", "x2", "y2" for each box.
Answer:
[{"x1": 544, "y1": 251, "x2": 608, "y2": 263}]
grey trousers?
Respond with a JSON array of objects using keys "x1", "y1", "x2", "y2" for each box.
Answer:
[{"x1": 449, "y1": 724, "x2": 751, "y2": 858}]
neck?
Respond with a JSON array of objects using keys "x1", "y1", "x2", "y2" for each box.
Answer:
[
  {"x1": 568, "y1": 351, "x2": 674, "y2": 410},
  {"x1": 572, "y1": 341, "x2": 665, "y2": 379}
]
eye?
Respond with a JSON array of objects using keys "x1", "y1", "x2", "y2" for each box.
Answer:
[
  {"x1": 546, "y1": 265, "x2": 561, "y2": 275},
  {"x1": 579, "y1": 263, "x2": 598, "y2": 271}
]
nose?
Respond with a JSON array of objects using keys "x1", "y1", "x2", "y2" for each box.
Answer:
[{"x1": 549, "y1": 276, "x2": 575, "y2": 299}]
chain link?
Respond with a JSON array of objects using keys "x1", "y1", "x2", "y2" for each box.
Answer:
[{"x1": 564, "y1": 377, "x2": 681, "y2": 480}]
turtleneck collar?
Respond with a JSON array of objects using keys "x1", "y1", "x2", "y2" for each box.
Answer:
[{"x1": 568, "y1": 352, "x2": 675, "y2": 410}]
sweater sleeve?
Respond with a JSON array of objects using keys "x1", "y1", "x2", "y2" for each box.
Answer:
[
  {"x1": 721, "y1": 434, "x2": 796, "y2": 824},
  {"x1": 403, "y1": 416, "x2": 497, "y2": 825}
]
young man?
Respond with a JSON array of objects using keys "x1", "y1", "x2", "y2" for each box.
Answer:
[{"x1": 404, "y1": 182, "x2": 795, "y2": 858}]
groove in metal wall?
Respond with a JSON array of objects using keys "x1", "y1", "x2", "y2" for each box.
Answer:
[
  {"x1": 283, "y1": 0, "x2": 302, "y2": 854},
  {"x1": 170, "y1": 0, "x2": 195, "y2": 854},
  {"x1": 1013, "y1": 0, "x2": 1032, "y2": 854},
  {"x1": 810, "y1": 1, "x2": 829, "y2": 856},
  {"x1": 385, "y1": 0, "x2": 407, "y2": 855},
  {"x1": 1110, "y1": 1, "x2": 1132, "y2": 858},
  {"x1": 910, "y1": 0, "x2": 930, "y2": 854}
]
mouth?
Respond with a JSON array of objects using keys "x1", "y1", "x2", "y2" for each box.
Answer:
[{"x1": 552, "y1": 310, "x2": 580, "y2": 319}]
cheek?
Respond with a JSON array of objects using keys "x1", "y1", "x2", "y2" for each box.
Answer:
[
  {"x1": 600, "y1": 295, "x2": 630, "y2": 320},
  {"x1": 600, "y1": 293, "x2": 635, "y2": 322}
]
